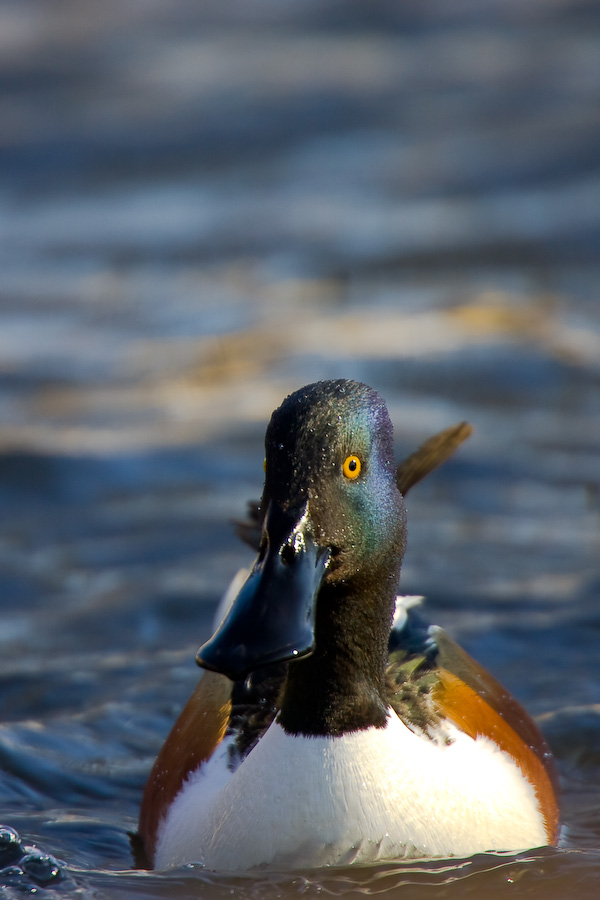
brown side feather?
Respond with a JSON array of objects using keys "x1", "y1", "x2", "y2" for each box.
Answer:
[
  {"x1": 137, "y1": 671, "x2": 232, "y2": 866},
  {"x1": 430, "y1": 638, "x2": 559, "y2": 844}
]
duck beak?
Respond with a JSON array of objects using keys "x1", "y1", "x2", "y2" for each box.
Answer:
[{"x1": 196, "y1": 503, "x2": 330, "y2": 681}]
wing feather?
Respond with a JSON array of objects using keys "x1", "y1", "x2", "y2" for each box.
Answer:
[
  {"x1": 387, "y1": 608, "x2": 559, "y2": 844},
  {"x1": 433, "y1": 663, "x2": 559, "y2": 842},
  {"x1": 138, "y1": 671, "x2": 232, "y2": 865}
]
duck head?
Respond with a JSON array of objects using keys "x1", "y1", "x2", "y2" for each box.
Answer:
[{"x1": 196, "y1": 380, "x2": 407, "y2": 681}]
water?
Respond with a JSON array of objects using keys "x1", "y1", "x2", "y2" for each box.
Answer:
[{"x1": 1, "y1": 1, "x2": 599, "y2": 897}]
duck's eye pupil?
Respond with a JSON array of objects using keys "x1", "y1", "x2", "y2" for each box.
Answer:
[{"x1": 343, "y1": 455, "x2": 362, "y2": 479}]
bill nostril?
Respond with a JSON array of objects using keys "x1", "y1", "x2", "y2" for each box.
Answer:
[{"x1": 280, "y1": 543, "x2": 296, "y2": 566}]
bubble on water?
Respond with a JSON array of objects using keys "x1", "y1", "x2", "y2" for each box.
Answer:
[
  {"x1": 0, "y1": 825, "x2": 22, "y2": 866},
  {"x1": 0, "y1": 826, "x2": 64, "y2": 890},
  {"x1": 20, "y1": 850, "x2": 63, "y2": 885}
]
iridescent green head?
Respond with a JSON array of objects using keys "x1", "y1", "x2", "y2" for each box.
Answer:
[
  {"x1": 197, "y1": 379, "x2": 407, "y2": 680},
  {"x1": 263, "y1": 379, "x2": 406, "y2": 585}
]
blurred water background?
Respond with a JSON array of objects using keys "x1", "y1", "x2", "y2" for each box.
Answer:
[{"x1": 1, "y1": 1, "x2": 600, "y2": 897}]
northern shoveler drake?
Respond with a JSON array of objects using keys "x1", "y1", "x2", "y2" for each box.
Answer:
[{"x1": 138, "y1": 379, "x2": 559, "y2": 871}]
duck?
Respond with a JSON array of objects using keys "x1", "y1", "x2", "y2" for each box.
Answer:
[{"x1": 137, "y1": 378, "x2": 559, "y2": 872}]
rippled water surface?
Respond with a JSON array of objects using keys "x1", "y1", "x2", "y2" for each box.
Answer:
[{"x1": 1, "y1": 1, "x2": 599, "y2": 897}]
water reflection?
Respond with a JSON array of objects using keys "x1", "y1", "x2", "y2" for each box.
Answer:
[{"x1": 84, "y1": 849, "x2": 600, "y2": 899}]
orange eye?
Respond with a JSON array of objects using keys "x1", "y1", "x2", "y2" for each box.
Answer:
[
  {"x1": 343, "y1": 455, "x2": 361, "y2": 479},
  {"x1": 263, "y1": 458, "x2": 267, "y2": 473}
]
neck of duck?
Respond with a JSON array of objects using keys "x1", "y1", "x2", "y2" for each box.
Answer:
[{"x1": 278, "y1": 565, "x2": 401, "y2": 738}]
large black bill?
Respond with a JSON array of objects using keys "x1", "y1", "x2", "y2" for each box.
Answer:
[{"x1": 196, "y1": 504, "x2": 330, "y2": 681}]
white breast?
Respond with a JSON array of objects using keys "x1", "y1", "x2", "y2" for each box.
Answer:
[{"x1": 154, "y1": 710, "x2": 546, "y2": 871}]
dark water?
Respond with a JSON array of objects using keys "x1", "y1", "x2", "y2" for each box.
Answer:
[{"x1": 1, "y1": 1, "x2": 600, "y2": 897}]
